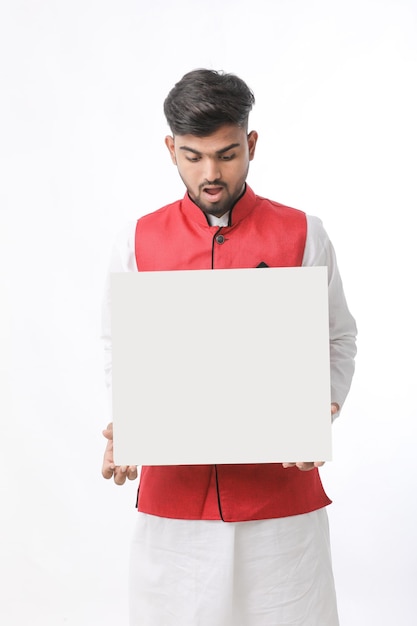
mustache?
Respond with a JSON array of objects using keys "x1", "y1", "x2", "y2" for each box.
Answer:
[{"x1": 199, "y1": 180, "x2": 228, "y2": 191}]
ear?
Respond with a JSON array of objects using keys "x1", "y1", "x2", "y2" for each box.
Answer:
[
  {"x1": 165, "y1": 135, "x2": 177, "y2": 164},
  {"x1": 247, "y1": 130, "x2": 258, "y2": 161}
]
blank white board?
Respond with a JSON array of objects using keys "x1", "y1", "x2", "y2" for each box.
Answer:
[{"x1": 111, "y1": 267, "x2": 331, "y2": 465}]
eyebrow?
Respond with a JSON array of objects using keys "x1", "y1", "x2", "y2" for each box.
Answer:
[{"x1": 179, "y1": 142, "x2": 241, "y2": 156}]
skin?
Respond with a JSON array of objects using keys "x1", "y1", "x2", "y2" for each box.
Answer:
[
  {"x1": 282, "y1": 403, "x2": 340, "y2": 471},
  {"x1": 102, "y1": 423, "x2": 137, "y2": 485},
  {"x1": 102, "y1": 405, "x2": 340, "y2": 482},
  {"x1": 164, "y1": 124, "x2": 258, "y2": 218},
  {"x1": 101, "y1": 124, "x2": 340, "y2": 482}
]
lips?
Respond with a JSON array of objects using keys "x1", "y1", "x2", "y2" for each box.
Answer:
[
  {"x1": 204, "y1": 186, "x2": 223, "y2": 195},
  {"x1": 202, "y1": 186, "x2": 225, "y2": 203}
]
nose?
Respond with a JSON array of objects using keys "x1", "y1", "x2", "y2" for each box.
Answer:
[{"x1": 203, "y1": 158, "x2": 221, "y2": 183}]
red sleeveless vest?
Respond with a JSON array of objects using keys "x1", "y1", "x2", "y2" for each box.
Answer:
[{"x1": 134, "y1": 185, "x2": 331, "y2": 521}]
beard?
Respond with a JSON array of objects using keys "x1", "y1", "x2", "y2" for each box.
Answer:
[{"x1": 186, "y1": 180, "x2": 247, "y2": 218}]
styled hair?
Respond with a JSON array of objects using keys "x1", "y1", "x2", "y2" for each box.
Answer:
[{"x1": 164, "y1": 69, "x2": 255, "y2": 136}]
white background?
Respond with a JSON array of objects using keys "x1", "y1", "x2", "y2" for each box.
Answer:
[{"x1": 1, "y1": 1, "x2": 416, "y2": 624}]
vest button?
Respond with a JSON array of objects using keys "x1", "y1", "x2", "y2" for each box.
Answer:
[{"x1": 216, "y1": 234, "x2": 225, "y2": 244}]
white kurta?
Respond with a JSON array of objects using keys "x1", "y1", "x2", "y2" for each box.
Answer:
[
  {"x1": 102, "y1": 213, "x2": 357, "y2": 415},
  {"x1": 102, "y1": 210, "x2": 356, "y2": 626},
  {"x1": 129, "y1": 510, "x2": 339, "y2": 626}
]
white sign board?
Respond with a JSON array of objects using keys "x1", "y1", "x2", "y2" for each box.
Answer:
[{"x1": 111, "y1": 267, "x2": 331, "y2": 465}]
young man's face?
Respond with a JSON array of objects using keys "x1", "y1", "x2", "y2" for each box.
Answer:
[{"x1": 165, "y1": 125, "x2": 258, "y2": 218}]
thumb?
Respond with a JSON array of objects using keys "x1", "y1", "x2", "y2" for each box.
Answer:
[{"x1": 102, "y1": 422, "x2": 114, "y2": 440}]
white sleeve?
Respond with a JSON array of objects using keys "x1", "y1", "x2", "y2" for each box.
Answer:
[
  {"x1": 302, "y1": 215, "x2": 357, "y2": 417},
  {"x1": 101, "y1": 222, "x2": 138, "y2": 412},
  {"x1": 101, "y1": 216, "x2": 357, "y2": 419}
]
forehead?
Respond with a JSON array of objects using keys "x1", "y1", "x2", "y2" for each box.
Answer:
[{"x1": 174, "y1": 125, "x2": 247, "y2": 153}]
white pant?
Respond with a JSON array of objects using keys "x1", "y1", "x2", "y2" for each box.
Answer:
[{"x1": 129, "y1": 508, "x2": 339, "y2": 626}]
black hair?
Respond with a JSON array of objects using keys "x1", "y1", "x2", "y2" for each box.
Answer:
[{"x1": 163, "y1": 69, "x2": 255, "y2": 136}]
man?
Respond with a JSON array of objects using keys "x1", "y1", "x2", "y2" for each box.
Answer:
[{"x1": 101, "y1": 69, "x2": 357, "y2": 626}]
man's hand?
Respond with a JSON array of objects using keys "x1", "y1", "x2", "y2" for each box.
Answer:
[
  {"x1": 282, "y1": 403, "x2": 340, "y2": 471},
  {"x1": 282, "y1": 461, "x2": 325, "y2": 471},
  {"x1": 102, "y1": 423, "x2": 138, "y2": 485}
]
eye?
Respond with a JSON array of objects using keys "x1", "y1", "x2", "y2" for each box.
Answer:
[
  {"x1": 220, "y1": 154, "x2": 235, "y2": 161},
  {"x1": 186, "y1": 156, "x2": 201, "y2": 162}
]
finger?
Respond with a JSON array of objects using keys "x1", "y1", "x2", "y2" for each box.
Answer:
[
  {"x1": 296, "y1": 462, "x2": 315, "y2": 471},
  {"x1": 102, "y1": 436, "x2": 115, "y2": 479},
  {"x1": 127, "y1": 466, "x2": 138, "y2": 480},
  {"x1": 114, "y1": 466, "x2": 128, "y2": 486},
  {"x1": 102, "y1": 463, "x2": 115, "y2": 479},
  {"x1": 283, "y1": 461, "x2": 324, "y2": 471},
  {"x1": 102, "y1": 425, "x2": 114, "y2": 440}
]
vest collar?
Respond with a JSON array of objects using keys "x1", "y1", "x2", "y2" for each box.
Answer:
[{"x1": 181, "y1": 184, "x2": 257, "y2": 228}]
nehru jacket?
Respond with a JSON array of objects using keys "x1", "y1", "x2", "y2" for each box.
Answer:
[{"x1": 133, "y1": 185, "x2": 332, "y2": 522}]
